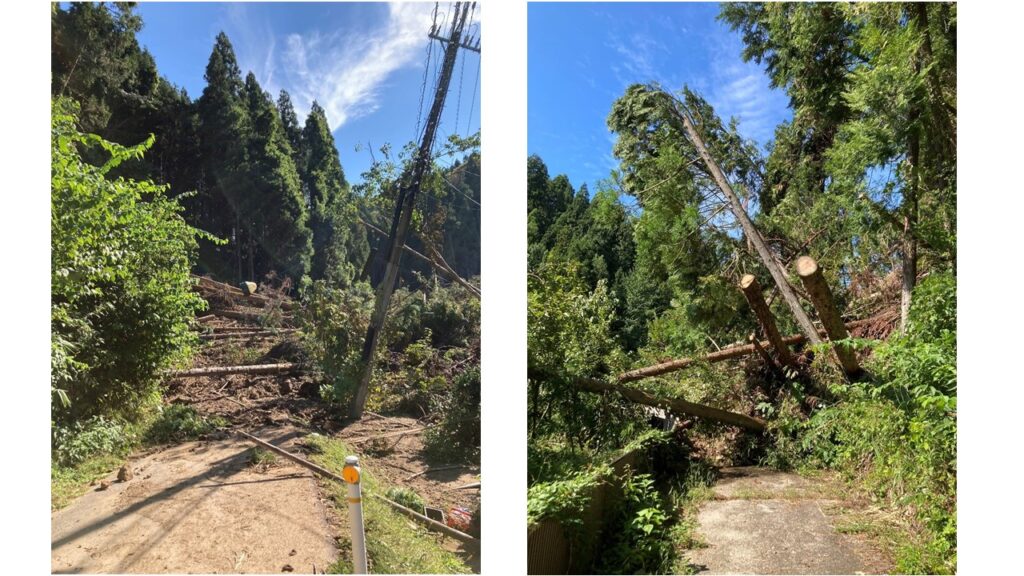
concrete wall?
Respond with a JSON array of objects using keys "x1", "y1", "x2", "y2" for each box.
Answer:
[{"x1": 527, "y1": 448, "x2": 648, "y2": 574}]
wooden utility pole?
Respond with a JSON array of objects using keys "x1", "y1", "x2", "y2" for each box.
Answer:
[
  {"x1": 662, "y1": 93, "x2": 822, "y2": 346},
  {"x1": 795, "y1": 256, "x2": 860, "y2": 375},
  {"x1": 739, "y1": 274, "x2": 795, "y2": 368},
  {"x1": 349, "y1": 3, "x2": 478, "y2": 419}
]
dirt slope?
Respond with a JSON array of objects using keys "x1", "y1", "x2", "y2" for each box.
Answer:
[
  {"x1": 685, "y1": 466, "x2": 891, "y2": 575},
  {"x1": 52, "y1": 427, "x2": 338, "y2": 574}
]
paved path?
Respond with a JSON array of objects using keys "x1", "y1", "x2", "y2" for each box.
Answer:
[
  {"x1": 686, "y1": 466, "x2": 889, "y2": 575},
  {"x1": 52, "y1": 427, "x2": 338, "y2": 574}
]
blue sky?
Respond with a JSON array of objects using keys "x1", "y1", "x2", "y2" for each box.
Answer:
[
  {"x1": 528, "y1": 2, "x2": 791, "y2": 195},
  {"x1": 134, "y1": 2, "x2": 481, "y2": 183}
]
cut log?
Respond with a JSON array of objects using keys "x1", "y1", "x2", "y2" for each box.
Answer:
[
  {"x1": 616, "y1": 313, "x2": 888, "y2": 384},
  {"x1": 199, "y1": 330, "x2": 297, "y2": 341},
  {"x1": 577, "y1": 378, "x2": 766, "y2": 432},
  {"x1": 194, "y1": 275, "x2": 298, "y2": 311},
  {"x1": 346, "y1": 427, "x2": 428, "y2": 444},
  {"x1": 166, "y1": 363, "x2": 298, "y2": 378},
  {"x1": 795, "y1": 257, "x2": 860, "y2": 375},
  {"x1": 405, "y1": 465, "x2": 468, "y2": 481},
  {"x1": 739, "y1": 274, "x2": 795, "y2": 367}
]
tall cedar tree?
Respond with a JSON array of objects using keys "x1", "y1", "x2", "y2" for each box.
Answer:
[
  {"x1": 277, "y1": 90, "x2": 306, "y2": 175},
  {"x1": 241, "y1": 73, "x2": 314, "y2": 281},
  {"x1": 302, "y1": 102, "x2": 369, "y2": 283},
  {"x1": 196, "y1": 32, "x2": 250, "y2": 280}
]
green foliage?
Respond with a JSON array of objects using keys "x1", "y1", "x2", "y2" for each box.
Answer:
[
  {"x1": 240, "y1": 72, "x2": 313, "y2": 281},
  {"x1": 528, "y1": 263, "x2": 642, "y2": 448},
  {"x1": 52, "y1": 98, "x2": 206, "y2": 423},
  {"x1": 384, "y1": 280, "x2": 481, "y2": 351},
  {"x1": 302, "y1": 101, "x2": 368, "y2": 284},
  {"x1": 527, "y1": 466, "x2": 607, "y2": 530},
  {"x1": 52, "y1": 416, "x2": 134, "y2": 468},
  {"x1": 143, "y1": 404, "x2": 225, "y2": 445},
  {"x1": 425, "y1": 367, "x2": 481, "y2": 462},
  {"x1": 872, "y1": 273, "x2": 956, "y2": 405},
  {"x1": 599, "y1": 470, "x2": 676, "y2": 574},
  {"x1": 299, "y1": 279, "x2": 376, "y2": 406},
  {"x1": 385, "y1": 487, "x2": 425, "y2": 512}
]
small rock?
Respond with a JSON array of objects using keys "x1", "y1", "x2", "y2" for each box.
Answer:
[
  {"x1": 117, "y1": 465, "x2": 133, "y2": 482},
  {"x1": 289, "y1": 549, "x2": 297, "y2": 557},
  {"x1": 97, "y1": 480, "x2": 111, "y2": 491},
  {"x1": 281, "y1": 564, "x2": 294, "y2": 572}
]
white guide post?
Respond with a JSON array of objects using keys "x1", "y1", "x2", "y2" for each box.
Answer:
[{"x1": 342, "y1": 455, "x2": 368, "y2": 574}]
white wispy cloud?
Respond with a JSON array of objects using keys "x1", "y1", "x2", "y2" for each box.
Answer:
[
  {"x1": 236, "y1": 3, "x2": 433, "y2": 130},
  {"x1": 703, "y1": 29, "x2": 789, "y2": 146}
]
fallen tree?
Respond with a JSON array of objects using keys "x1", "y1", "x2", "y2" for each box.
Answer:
[
  {"x1": 165, "y1": 363, "x2": 299, "y2": 378},
  {"x1": 576, "y1": 377, "x2": 766, "y2": 432},
  {"x1": 616, "y1": 313, "x2": 889, "y2": 384}
]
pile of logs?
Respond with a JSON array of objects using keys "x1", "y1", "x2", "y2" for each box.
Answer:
[{"x1": 193, "y1": 275, "x2": 297, "y2": 325}]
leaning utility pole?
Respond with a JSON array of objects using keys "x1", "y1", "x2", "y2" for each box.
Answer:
[
  {"x1": 661, "y1": 92, "x2": 823, "y2": 346},
  {"x1": 349, "y1": 2, "x2": 479, "y2": 419}
]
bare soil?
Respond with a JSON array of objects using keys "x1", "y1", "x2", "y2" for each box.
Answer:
[{"x1": 52, "y1": 427, "x2": 337, "y2": 574}]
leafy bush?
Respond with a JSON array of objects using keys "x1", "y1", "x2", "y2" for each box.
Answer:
[
  {"x1": 599, "y1": 470, "x2": 676, "y2": 574},
  {"x1": 52, "y1": 416, "x2": 134, "y2": 467},
  {"x1": 299, "y1": 279, "x2": 375, "y2": 405},
  {"x1": 527, "y1": 466, "x2": 607, "y2": 530},
  {"x1": 528, "y1": 263, "x2": 641, "y2": 449},
  {"x1": 144, "y1": 404, "x2": 224, "y2": 444},
  {"x1": 51, "y1": 98, "x2": 207, "y2": 423},
  {"x1": 775, "y1": 273, "x2": 957, "y2": 573},
  {"x1": 425, "y1": 367, "x2": 481, "y2": 461},
  {"x1": 386, "y1": 487, "x2": 425, "y2": 512},
  {"x1": 384, "y1": 281, "x2": 481, "y2": 350}
]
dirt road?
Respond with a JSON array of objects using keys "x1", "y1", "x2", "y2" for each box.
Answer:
[{"x1": 52, "y1": 427, "x2": 338, "y2": 574}]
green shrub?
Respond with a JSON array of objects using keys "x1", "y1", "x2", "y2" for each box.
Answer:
[
  {"x1": 599, "y1": 470, "x2": 676, "y2": 574},
  {"x1": 527, "y1": 466, "x2": 607, "y2": 530},
  {"x1": 51, "y1": 97, "x2": 207, "y2": 424},
  {"x1": 52, "y1": 416, "x2": 134, "y2": 467},
  {"x1": 425, "y1": 367, "x2": 481, "y2": 461},
  {"x1": 384, "y1": 281, "x2": 481, "y2": 350},
  {"x1": 777, "y1": 273, "x2": 957, "y2": 574},
  {"x1": 385, "y1": 487, "x2": 425, "y2": 512},
  {"x1": 299, "y1": 279, "x2": 375, "y2": 405},
  {"x1": 143, "y1": 404, "x2": 224, "y2": 444}
]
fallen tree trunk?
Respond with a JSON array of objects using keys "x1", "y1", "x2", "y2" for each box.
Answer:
[
  {"x1": 616, "y1": 313, "x2": 890, "y2": 384},
  {"x1": 577, "y1": 378, "x2": 766, "y2": 432},
  {"x1": 199, "y1": 329, "x2": 298, "y2": 341},
  {"x1": 166, "y1": 363, "x2": 299, "y2": 378},
  {"x1": 664, "y1": 92, "x2": 823, "y2": 346}
]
